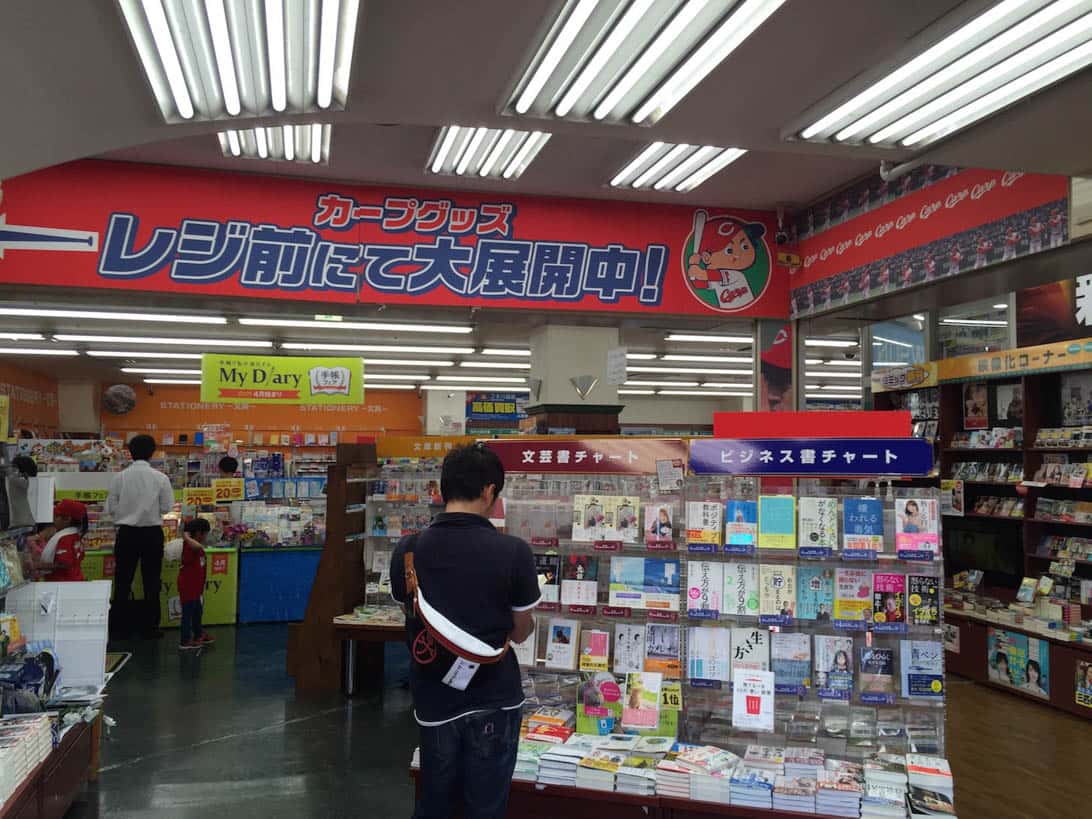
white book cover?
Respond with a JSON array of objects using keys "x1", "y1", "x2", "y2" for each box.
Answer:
[
  {"x1": 687, "y1": 561, "x2": 725, "y2": 614},
  {"x1": 723, "y1": 562, "x2": 760, "y2": 617},
  {"x1": 730, "y1": 627, "x2": 770, "y2": 673},
  {"x1": 614, "y1": 624, "x2": 646, "y2": 674},
  {"x1": 544, "y1": 618, "x2": 580, "y2": 670},
  {"x1": 512, "y1": 617, "x2": 537, "y2": 667},
  {"x1": 686, "y1": 501, "x2": 723, "y2": 546},
  {"x1": 687, "y1": 626, "x2": 731, "y2": 683},
  {"x1": 731, "y1": 669, "x2": 775, "y2": 732},
  {"x1": 798, "y1": 497, "x2": 839, "y2": 551}
]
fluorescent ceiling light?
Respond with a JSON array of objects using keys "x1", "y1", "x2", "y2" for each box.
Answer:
[
  {"x1": 283, "y1": 343, "x2": 475, "y2": 354},
  {"x1": 420, "y1": 385, "x2": 531, "y2": 393},
  {"x1": 940, "y1": 318, "x2": 1009, "y2": 326},
  {"x1": 118, "y1": 0, "x2": 360, "y2": 122},
  {"x1": 219, "y1": 125, "x2": 332, "y2": 163},
  {"x1": 438, "y1": 375, "x2": 527, "y2": 383},
  {"x1": 872, "y1": 361, "x2": 909, "y2": 367},
  {"x1": 362, "y1": 359, "x2": 455, "y2": 367},
  {"x1": 0, "y1": 347, "x2": 79, "y2": 356},
  {"x1": 625, "y1": 380, "x2": 700, "y2": 387},
  {"x1": 805, "y1": 370, "x2": 862, "y2": 379},
  {"x1": 806, "y1": 393, "x2": 862, "y2": 400},
  {"x1": 821, "y1": 384, "x2": 862, "y2": 390},
  {"x1": 804, "y1": 338, "x2": 857, "y2": 348},
  {"x1": 798, "y1": 0, "x2": 1092, "y2": 148},
  {"x1": 662, "y1": 354, "x2": 752, "y2": 363},
  {"x1": 0, "y1": 333, "x2": 45, "y2": 341},
  {"x1": 700, "y1": 382, "x2": 753, "y2": 389},
  {"x1": 427, "y1": 126, "x2": 551, "y2": 180},
  {"x1": 86, "y1": 350, "x2": 204, "y2": 359},
  {"x1": 122, "y1": 367, "x2": 202, "y2": 375},
  {"x1": 872, "y1": 334, "x2": 914, "y2": 348},
  {"x1": 821, "y1": 360, "x2": 862, "y2": 367},
  {"x1": 625, "y1": 353, "x2": 658, "y2": 360},
  {"x1": 0, "y1": 307, "x2": 226, "y2": 324},
  {"x1": 364, "y1": 384, "x2": 417, "y2": 390},
  {"x1": 238, "y1": 317, "x2": 472, "y2": 333},
  {"x1": 665, "y1": 333, "x2": 752, "y2": 344},
  {"x1": 993, "y1": 303, "x2": 1009, "y2": 309},
  {"x1": 628, "y1": 366, "x2": 752, "y2": 375},
  {"x1": 361, "y1": 374, "x2": 430, "y2": 381},
  {"x1": 507, "y1": 0, "x2": 782, "y2": 124},
  {"x1": 618, "y1": 389, "x2": 655, "y2": 395},
  {"x1": 481, "y1": 348, "x2": 531, "y2": 356},
  {"x1": 659, "y1": 390, "x2": 752, "y2": 397},
  {"x1": 458, "y1": 361, "x2": 532, "y2": 370},
  {"x1": 611, "y1": 143, "x2": 746, "y2": 192},
  {"x1": 55, "y1": 334, "x2": 272, "y2": 348},
  {"x1": 144, "y1": 378, "x2": 202, "y2": 384},
  {"x1": 913, "y1": 313, "x2": 926, "y2": 321}
]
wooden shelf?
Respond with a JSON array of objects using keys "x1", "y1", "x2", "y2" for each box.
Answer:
[
  {"x1": 947, "y1": 512, "x2": 1024, "y2": 521},
  {"x1": 952, "y1": 479, "x2": 1022, "y2": 488},
  {"x1": 1027, "y1": 517, "x2": 1092, "y2": 528}
]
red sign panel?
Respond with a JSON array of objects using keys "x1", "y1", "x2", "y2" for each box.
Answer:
[
  {"x1": 0, "y1": 160, "x2": 788, "y2": 318},
  {"x1": 486, "y1": 438, "x2": 687, "y2": 474},
  {"x1": 713, "y1": 411, "x2": 911, "y2": 439}
]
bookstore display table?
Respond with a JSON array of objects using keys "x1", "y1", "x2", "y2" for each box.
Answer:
[
  {"x1": 1, "y1": 717, "x2": 99, "y2": 819},
  {"x1": 944, "y1": 606, "x2": 1092, "y2": 719},
  {"x1": 238, "y1": 546, "x2": 322, "y2": 623},
  {"x1": 332, "y1": 617, "x2": 405, "y2": 694}
]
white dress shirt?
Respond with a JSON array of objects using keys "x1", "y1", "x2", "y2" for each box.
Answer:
[{"x1": 105, "y1": 460, "x2": 174, "y2": 527}]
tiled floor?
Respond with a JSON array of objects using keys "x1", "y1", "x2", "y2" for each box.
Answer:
[{"x1": 65, "y1": 625, "x2": 1090, "y2": 818}]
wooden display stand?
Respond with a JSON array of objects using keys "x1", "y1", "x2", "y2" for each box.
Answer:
[
  {"x1": 521, "y1": 404, "x2": 623, "y2": 435},
  {"x1": 1, "y1": 717, "x2": 100, "y2": 819},
  {"x1": 287, "y1": 443, "x2": 377, "y2": 693}
]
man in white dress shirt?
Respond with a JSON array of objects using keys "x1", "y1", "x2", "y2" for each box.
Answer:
[{"x1": 106, "y1": 435, "x2": 174, "y2": 639}]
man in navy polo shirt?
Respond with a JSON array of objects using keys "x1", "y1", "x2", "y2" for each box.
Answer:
[{"x1": 391, "y1": 444, "x2": 539, "y2": 819}]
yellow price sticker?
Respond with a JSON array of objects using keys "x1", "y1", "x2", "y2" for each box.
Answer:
[
  {"x1": 660, "y1": 682, "x2": 682, "y2": 711},
  {"x1": 212, "y1": 478, "x2": 244, "y2": 502},
  {"x1": 183, "y1": 487, "x2": 215, "y2": 507}
]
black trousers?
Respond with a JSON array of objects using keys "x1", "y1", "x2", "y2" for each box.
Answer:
[{"x1": 111, "y1": 524, "x2": 165, "y2": 636}]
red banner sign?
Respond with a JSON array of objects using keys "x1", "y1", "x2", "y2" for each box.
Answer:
[
  {"x1": 486, "y1": 438, "x2": 687, "y2": 474},
  {"x1": 0, "y1": 160, "x2": 787, "y2": 318}
]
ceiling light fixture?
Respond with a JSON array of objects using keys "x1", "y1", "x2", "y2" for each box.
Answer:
[
  {"x1": 821, "y1": 360, "x2": 862, "y2": 367},
  {"x1": 803, "y1": 338, "x2": 857, "y2": 348},
  {"x1": 0, "y1": 347, "x2": 79, "y2": 357},
  {"x1": 0, "y1": 333, "x2": 45, "y2": 341},
  {"x1": 993, "y1": 303, "x2": 1009, "y2": 309},
  {"x1": 122, "y1": 367, "x2": 202, "y2": 375},
  {"x1": 86, "y1": 350, "x2": 204, "y2": 359},
  {"x1": 361, "y1": 358, "x2": 455, "y2": 367},
  {"x1": 872, "y1": 334, "x2": 914, "y2": 348},
  {"x1": 913, "y1": 313, "x2": 926, "y2": 321},
  {"x1": 700, "y1": 382, "x2": 753, "y2": 389},
  {"x1": 628, "y1": 366, "x2": 752, "y2": 376},
  {"x1": 797, "y1": 0, "x2": 1092, "y2": 148},
  {"x1": 805, "y1": 393, "x2": 862, "y2": 400},
  {"x1": 821, "y1": 384, "x2": 863, "y2": 391},
  {"x1": 872, "y1": 361, "x2": 909, "y2": 367},
  {"x1": 219, "y1": 124, "x2": 332, "y2": 163},
  {"x1": 804, "y1": 370, "x2": 862, "y2": 379},
  {"x1": 0, "y1": 307, "x2": 225, "y2": 324},
  {"x1": 118, "y1": 0, "x2": 360, "y2": 122},
  {"x1": 662, "y1": 354, "x2": 752, "y2": 364},
  {"x1": 143, "y1": 378, "x2": 202, "y2": 385},
  {"x1": 665, "y1": 333, "x2": 752, "y2": 344},
  {"x1": 437, "y1": 375, "x2": 527, "y2": 383},
  {"x1": 363, "y1": 384, "x2": 417, "y2": 390},
  {"x1": 625, "y1": 380, "x2": 700, "y2": 387},
  {"x1": 507, "y1": 0, "x2": 784, "y2": 124},
  {"x1": 611, "y1": 143, "x2": 747, "y2": 191},
  {"x1": 625, "y1": 353, "x2": 658, "y2": 360},
  {"x1": 617, "y1": 389, "x2": 655, "y2": 395},
  {"x1": 658, "y1": 390, "x2": 753, "y2": 397},
  {"x1": 238, "y1": 317, "x2": 472, "y2": 333},
  {"x1": 940, "y1": 318, "x2": 1009, "y2": 326},
  {"x1": 283, "y1": 343, "x2": 475, "y2": 354},
  {"x1": 427, "y1": 126, "x2": 551, "y2": 180},
  {"x1": 419, "y1": 385, "x2": 531, "y2": 393},
  {"x1": 361, "y1": 374, "x2": 430, "y2": 381},
  {"x1": 457, "y1": 361, "x2": 532, "y2": 370},
  {"x1": 481, "y1": 348, "x2": 532, "y2": 356},
  {"x1": 55, "y1": 334, "x2": 272, "y2": 348}
]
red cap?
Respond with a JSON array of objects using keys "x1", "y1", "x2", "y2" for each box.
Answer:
[
  {"x1": 54, "y1": 499, "x2": 88, "y2": 522},
  {"x1": 760, "y1": 324, "x2": 792, "y2": 370}
]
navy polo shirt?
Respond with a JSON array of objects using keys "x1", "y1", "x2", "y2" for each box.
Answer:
[{"x1": 390, "y1": 512, "x2": 540, "y2": 725}]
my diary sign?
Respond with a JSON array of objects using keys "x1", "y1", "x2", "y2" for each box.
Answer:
[{"x1": 0, "y1": 160, "x2": 788, "y2": 318}]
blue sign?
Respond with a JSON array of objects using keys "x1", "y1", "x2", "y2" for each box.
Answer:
[
  {"x1": 465, "y1": 391, "x2": 528, "y2": 422},
  {"x1": 688, "y1": 438, "x2": 933, "y2": 476}
]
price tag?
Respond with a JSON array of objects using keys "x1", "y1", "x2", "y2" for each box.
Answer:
[
  {"x1": 212, "y1": 478, "x2": 245, "y2": 502},
  {"x1": 183, "y1": 487, "x2": 215, "y2": 507},
  {"x1": 660, "y1": 681, "x2": 683, "y2": 711}
]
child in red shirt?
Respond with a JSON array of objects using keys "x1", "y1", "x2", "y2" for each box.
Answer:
[
  {"x1": 40, "y1": 500, "x2": 88, "y2": 582},
  {"x1": 178, "y1": 518, "x2": 215, "y2": 651}
]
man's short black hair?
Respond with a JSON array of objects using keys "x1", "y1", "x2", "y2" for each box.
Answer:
[
  {"x1": 12, "y1": 455, "x2": 37, "y2": 478},
  {"x1": 128, "y1": 434, "x2": 157, "y2": 461},
  {"x1": 184, "y1": 517, "x2": 212, "y2": 535},
  {"x1": 440, "y1": 443, "x2": 505, "y2": 503},
  {"x1": 218, "y1": 456, "x2": 239, "y2": 475}
]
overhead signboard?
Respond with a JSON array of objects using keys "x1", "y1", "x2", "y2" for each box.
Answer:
[{"x1": 200, "y1": 354, "x2": 363, "y2": 405}]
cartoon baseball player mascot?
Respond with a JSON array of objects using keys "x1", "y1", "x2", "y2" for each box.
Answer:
[{"x1": 685, "y1": 210, "x2": 770, "y2": 312}]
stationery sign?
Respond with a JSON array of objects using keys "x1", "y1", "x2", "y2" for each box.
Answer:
[
  {"x1": 200, "y1": 355, "x2": 363, "y2": 405},
  {"x1": 688, "y1": 438, "x2": 932, "y2": 476},
  {"x1": 487, "y1": 438, "x2": 688, "y2": 474}
]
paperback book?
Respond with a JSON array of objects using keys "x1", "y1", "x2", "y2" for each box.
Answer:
[
  {"x1": 613, "y1": 624, "x2": 646, "y2": 675},
  {"x1": 687, "y1": 626, "x2": 731, "y2": 686},
  {"x1": 578, "y1": 629, "x2": 610, "y2": 672},
  {"x1": 608, "y1": 557, "x2": 680, "y2": 611},
  {"x1": 621, "y1": 672, "x2": 663, "y2": 729},
  {"x1": 858, "y1": 647, "x2": 896, "y2": 700},
  {"x1": 644, "y1": 504, "x2": 674, "y2": 544},
  {"x1": 723, "y1": 561, "x2": 760, "y2": 617},
  {"x1": 686, "y1": 560, "x2": 724, "y2": 616},
  {"x1": 900, "y1": 640, "x2": 945, "y2": 698},
  {"x1": 544, "y1": 618, "x2": 580, "y2": 670},
  {"x1": 614, "y1": 496, "x2": 641, "y2": 543},
  {"x1": 572, "y1": 495, "x2": 611, "y2": 542},
  {"x1": 512, "y1": 617, "x2": 537, "y2": 666},
  {"x1": 759, "y1": 564, "x2": 797, "y2": 619},
  {"x1": 686, "y1": 501, "x2": 723, "y2": 548},
  {"x1": 561, "y1": 555, "x2": 599, "y2": 606},
  {"x1": 896, "y1": 493, "x2": 940, "y2": 557},
  {"x1": 814, "y1": 634, "x2": 855, "y2": 698},
  {"x1": 644, "y1": 624, "x2": 681, "y2": 678},
  {"x1": 535, "y1": 553, "x2": 561, "y2": 604},
  {"x1": 844, "y1": 497, "x2": 885, "y2": 552},
  {"x1": 724, "y1": 499, "x2": 758, "y2": 549},
  {"x1": 835, "y1": 568, "x2": 873, "y2": 623},
  {"x1": 730, "y1": 627, "x2": 770, "y2": 674},
  {"x1": 798, "y1": 496, "x2": 839, "y2": 553},
  {"x1": 771, "y1": 631, "x2": 811, "y2": 693},
  {"x1": 758, "y1": 495, "x2": 797, "y2": 550},
  {"x1": 871, "y1": 573, "x2": 906, "y2": 625},
  {"x1": 796, "y1": 566, "x2": 835, "y2": 622},
  {"x1": 907, "y1": 575, "x2": 940, "y2": 625}
]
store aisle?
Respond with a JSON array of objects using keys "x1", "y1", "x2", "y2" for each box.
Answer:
[
  {"x1": 65, "y1": 627, "x2": 1088, "y2": 819},
  {"x1": 67, "y1": 625, "x2": 418, "y2": 819}
]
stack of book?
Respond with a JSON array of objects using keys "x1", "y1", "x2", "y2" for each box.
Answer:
[
  {"x1": 514, "y1": 740, "x2": 550, "y2": 783},
  {"x1": 816, "y1": 761, "x2": 864, "y2": 818},
  {"x1": 615, "y1": 754, "x2": 659, "y2": 796},
  {"x1": 524, "y1": 707, "x2": 576, "y2": 744},
  {"x1": 575, "y1": 749, "x2": 625, "y2": 792},
  {"x1": 773, "y1": 775, "x2": 817, "y2": 813},
  {"x1": 689, "y1": 768, "x2": 732, "y2": 804},
  {"x1": 863, "y1": 782, "x2": 910, "y2": 818},
  {"x1": 865, "y1": 753, "x2": 909, "y2": 789},
  {"x1": 906, "y1": 754, "x2": 955, "y2": 816},
  {"x1": 655, "y1": 757, "x2": 692, "y2": 798},
  {"x1": 742, "y1": 744, "x2": 785, "y2": 776},
  {"x1": 675, "y1": 744, "x2": 740, "y2": 804},
  {"x1": 784, "y1": 747, "x2": 825, "y2": 779},
  {"x1": 0, "y1": 715, "x2": 53, "y2": 808},
  {"x1": 908, "y1": 785, "x2": 957, "y2": 817},
  {"x1": 729, "y1": 766, "x2": 775, "y2": 809},
  {"x1": 538, "y1": 735, "x2": 603, "y2": 787}
]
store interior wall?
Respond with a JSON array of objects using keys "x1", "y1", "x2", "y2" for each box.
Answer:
[
  {"x1": 619, "y1": 396, "x2": 748, "y2": 426},
  {"x1": 0, "y1": 361, "x2": 59, "y2": 434},
  {"x1": 58, "y1": 381, "x2": 100, "y2": 434}
]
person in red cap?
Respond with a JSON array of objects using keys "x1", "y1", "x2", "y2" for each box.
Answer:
[
  {"x1": 39, "y1": 500, "x2": 88, "y2": 582},
  {"x1": 760, "y1": 324, "x2": 793, "y2": 411}
]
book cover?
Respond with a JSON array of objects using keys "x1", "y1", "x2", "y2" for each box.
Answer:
[
  {"x1": 907, "y1": 785, "x2": 957, "y2": 816},
  {"x1": 644, "y1": 624, "x2": 681, "y2": 678},
  {"x1": 730, "y1": 627, "x2": 770, "y2": 673},
  {"x1": 613, "y1": 624, "x2": 646, "y2": 675},
  {"x1": 858, "y1": 647, "x2": 895, "y2": 695},
  {"x1": 613, "y1": 496, "x2": 641, "y2": 543},
  {"x1": 1016, "y1": 576, "x2": 1037, "y2": 603},
  {"x1": 896, "y1": 493, "x2": 940, "y2": 556},
  {"x1": 621, "y1": 672, "x2": 663, "y2": 729},
  {"x1": 579, "y1": 749, "x2": 626, "y2": 773},
  {"x1": 907, "y1": 575, "x2": 940, "y2": 625},
  {"x1": 771, "y1": 631, "x2": 811, "y2": 691},
  {"x1": 871, "y1": 573, "x2": 906, "y2": 624},
  {"x1": 725, "y1": 499, "x2": 758, "y2": 548},
  {"x1": 609, "y1": 557, "x2": 680, "y2": 611},
  {"x1": 835, "y1": 568, "x2": 873, "y2": 622},
  {"x1": 687, "y1": 626, "x2": 731, "y2": 684},
  {"x1": 814, "y1": 635, "x2": 855, "y2": 696},
  {"x1": 561, "y1": 555, "x2": 599, "y2": 606},
  {"x1": 723, "y1": 561, "x2": 760, "y2": 617},
  {"x1": 579, "y1": 629, "x2": 611, "y2": 672},
  {"x1": 535, "y1": 553, "x2": 561, "y2": 603},
  {"x1": 900, "y1": 640, "x2": 945, "y2": 698},
  {"x1": 759, "y1": 564, "x2": 797, "y2": 618},
  {"x1": 577, "y1": 671, "x2": 625, "y2": 735},
  {"x1": 573, "y1": 495, "x2": 612, "y2": 542},
  {"x1": 513, "y1": 617, "x2": 537, "y2": 666},
  {"x1": 758, "y1": 495, "x2": 796, "y2": 550},
  {"x1": 796, "y1": 566, "x2": 835, "y2": 622},
  {"x1": 645, "y1": 504, "x2": 674, "y2": 544},
  {"x1": 798, "y1": 496, "x2": 838, "y2": 551},
  {"x1": 544, "y1": 618, "x2": 580, "y2": 670},
  {"x1": 731, "y1": 669, "x2": 775, "y2": 732},
  {"x1": 686, "y1": 561, "x2": 724, "y2": 616},
  {"x1": 843, "y1": 497, "x2": 884, "y2": 552},
  {"x1": 686, "y1": 501, "x2": 723, "y2": 546}
]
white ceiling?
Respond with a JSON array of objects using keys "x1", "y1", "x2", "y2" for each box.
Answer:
[{"x1": 3, "y1": 0, "x2": 1091, "y2": 211}]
